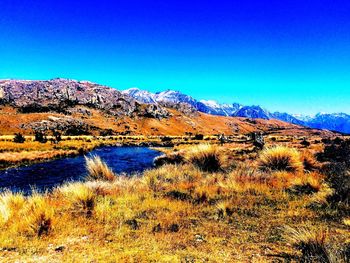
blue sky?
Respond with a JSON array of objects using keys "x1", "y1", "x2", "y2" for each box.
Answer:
[{"x1": 1, "y1": 1, "x2": 350, "y2": 115}]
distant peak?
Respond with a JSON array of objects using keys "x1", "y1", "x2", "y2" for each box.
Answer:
[{"x1": 125, "y1": 87, "x2": 141, "y2": 91}]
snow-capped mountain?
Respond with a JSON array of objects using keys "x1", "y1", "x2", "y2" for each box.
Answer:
[
  {"x1": 122, "y1": 88, "x2": 157, "y2": 104},
  {"x1": 123, "y1": 87, "x2": 350, "y2": 134},
  {"x1": 304, "y1": 113, "x2": 350, "y2": 133},
  {"x1": 272, "y1": 112, "x2": 305, "y2": 125},
  {"x1": 123, "y1": 88, "x2": 237, "y2": 116},
  {"x1": 199, "y1": 100, "x2": 241, "y2": 116},
  {"x1": 234, "y1": 106, "x2": 272, "y2": 120}
]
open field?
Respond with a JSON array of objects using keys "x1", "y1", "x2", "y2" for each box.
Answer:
[
  {"x1": 0, "y1": 137, "x2": 349, "y2": 262},
  {"x1": 0, "y1": 133, "x2": 338, "y2": 169}
]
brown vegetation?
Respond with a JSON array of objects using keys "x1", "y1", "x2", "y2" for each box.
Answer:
[{"x1": 0, "y1": 141, "x2": 348, "y2": 262}]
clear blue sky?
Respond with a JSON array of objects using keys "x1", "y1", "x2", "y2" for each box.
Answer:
[{"x1": 1, "y1": 1, "x2": 350, "y2": 115}]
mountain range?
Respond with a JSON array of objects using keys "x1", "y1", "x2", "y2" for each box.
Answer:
[
  {"x1": 0, "y1": 78, "x2": 346, "y2": 135},
  {"x1": 123, "y1": 87, "x2": 350, "y2": 134},
  {"x1": 2, "y1": 79, "x2": 330, "y2": 137}
]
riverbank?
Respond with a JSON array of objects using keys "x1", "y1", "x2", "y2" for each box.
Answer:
[
  {"x1": 0, "y1": 135, "x2": 215, "y2": 170},
  {"x1": 0, "y1": 142, "x2": 349, "y2": 261}
]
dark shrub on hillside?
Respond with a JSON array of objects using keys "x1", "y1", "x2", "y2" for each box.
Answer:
[
  {"x1": 321, "y1": 138, "x2": 332, "y2": 144},
  {"x1": 322, "y1": 162, "x2": 350, "y2": 205},
  {"x1": 317, "y1": 140, "x2": 350, "y2": 163},
  {"x1": 65, "y1": 126, "x2": 91, "y2": 136},
  {"x1": 161, "y1": 136, "x2": 172, "y2": 142},
  {"x1": 99, "y1": 129, "x2": 115, "y2": 136},
  {"x1": 154, "y1": 153, "x2": 184, "y2": 167},
  {"x1": 13, "y1": 133, "x2": 25, "y2": 143},
  {"x1": 300, "y1": 139, "x2": 310, "y2": 147},
  {"x1": 194, "y1": 134, "x2": 204, "y2": 140},
  {"x1": 333, "y1": 137, "x2": 343, "y2": 145},
  {"x1": 52, "y1": 131, "x2": 62, "y2": 143},
  {"x1": 34, "y1": 131, "x2": 47, "y2": 143}
]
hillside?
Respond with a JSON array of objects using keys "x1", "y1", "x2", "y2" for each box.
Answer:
[{"x1": 0, "y1": 79, "x2": 336, "y2": 137}]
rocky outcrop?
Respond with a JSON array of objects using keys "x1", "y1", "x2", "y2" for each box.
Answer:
[{"x1": 0, "y1": 79, "x2": 169, "y2": 119}]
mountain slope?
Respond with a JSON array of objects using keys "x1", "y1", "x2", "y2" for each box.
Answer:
[
  {"x1": 0, "y1": 79, "x2": 169, "y2": 119},
  {"x1": 305, "y1": 113, "x2": 350, "y2": 133},
  {"x1": 0, "y1": 79, "x2": 346, "y2": 135},
  {"x1": 234, "y1": 106, "x2": 272, "y2": 120},
  {"x1": 0, "y1": 79, "x2": 336, "y2": 137},
  {"x1": 124, "y1": 87, "x2": 350, "y2": 134}
]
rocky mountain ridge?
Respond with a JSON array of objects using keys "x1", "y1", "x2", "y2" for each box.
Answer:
[
  {"x1": 123, "y1": 87, "x2": 350, "y2": 133},
  {"x1": 0, "y1": 79, "x2": 169, "y2": 119}
]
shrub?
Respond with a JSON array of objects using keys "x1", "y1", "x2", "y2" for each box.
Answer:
[
  {"x1": 258, "y1": 146, "x2": 303, "y2": 173},
  {"x1": 301, "y1": 151, "x2": 319, "y2": 171},
  {"x1": 59, "y1": 183, "x2": 96, "y2": 217},
  {"x1": 21, "y1": 194, "x2": 54, "y2": 236},
  {"x1": 13, "y1": 133, "x2": 25, "y2": 143},
  {"x1": 184, "y1": 144, "x2": 223, "y2": 172},
  {"x1": 153, "y1": 152, "x2": 184, "y2": 167},
  {"x1": 85, "y1": 155, "x2": 116, "y2": 181},
  {"x1": 317, "y1": 140, "x2": 350, "y2": 163},
  {"x1": 161, "y1": 136, "x2": 172, "y2": 142},
  {"x1": 52, "y1": 130, "x2": 62, "y2": 143},
  {"x1": 0, "y1": 191, "x2": 25, "y2": 225},
  {"x1": 34, "y1": 131, "x2": 47, "y2": 143},
  {"x1": 301, "y1": 139, "x2": 311, "y2": 147},
  {"x1": 194, "y1": 134, "x2": 204, "y2": 140},
  {"x1": 284, "y1": 226, "x2": 330, "y2": 262},
  {"x1": 322, "y1": 162, "x2": 350, "y2": 205}
]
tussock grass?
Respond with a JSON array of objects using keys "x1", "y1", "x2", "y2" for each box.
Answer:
[
  {"x1": 0, "y1": 143, "x2": 349, "y2": 262},
  {"x1": 20, "y1": 193, "x2": 54, "y2": 236},
  {"x1": 258, "y1": 146, "x2": 303, "y2": 173},
  {"x1": 283, "y1": 226, "x2": 347, "y2": 262},
  {"x1": 284, "y1": 226, "x2": 330, "y2": 261},
  {"x1": 301, "y1": 151, "x2": 320, "y2": 171},
  {"x1": 0, "y1": 191, "x2": 25, "y2": 225},
  {"x1": 85, "y1": 155, "x2": 116, "y2": 181},
  {"x1": 58, "y1": 183, "x2": 96, "y2": 216},
  {"x1": 184, "y1": 144, "x2": 223, "y2": 172}
]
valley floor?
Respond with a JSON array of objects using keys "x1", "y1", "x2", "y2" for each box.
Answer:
[{"x1": 0, "y1": 137, "x2": 349, "y2": 262}]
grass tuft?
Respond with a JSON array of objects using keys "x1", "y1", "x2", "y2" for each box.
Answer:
[
  {"x1": 284, "y1": 226, "x2": 330, "y2": 262},
  {"x1": 184, "y1": 144, "x2": 223, "y2": 172},
  {"x1": 85, "y1": 155, "x2": 116, "y2": 181},
  {"x1": 21, "y1": 193, "x2": 54, "y2": 236},
  {"x1": 258, "y1": 146, "x2": 303, "y2": 173},
  {"x1": 0, "y1": 191, "x2": 25, "y2": 225},
  {"x1": 59, "y1": 183, "x2": 96, "y2": 216}
]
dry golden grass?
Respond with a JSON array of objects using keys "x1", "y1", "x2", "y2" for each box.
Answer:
[
  {"x1": 85, "y1": 155, "x2": 116, "y2": 181},
  {"x1": 284, "y1": 226, "x2": 330, "y2": 261},
  {"x1": 183, "y1": 144, "x2": 224, "y2": 172},
  {"x1": 0, "y1": 191, "x2": 25, "y2": 225},
  {"x1": 0, "y1": 143, "x2": 348, "y2": 262},
  {"x1": 258, "y1": 145, "x2": 303, "y2": 172},
  {"x1": 19, "y1": 193, "x2": 55, "y2": 237}
]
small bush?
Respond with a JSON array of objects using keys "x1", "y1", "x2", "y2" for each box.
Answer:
[
  {"x1": 153, "y1": 152, "x2": 184, "y2": 167},
  {"x1": 301, "y1": 151, "x2": 320, "y2": 171},
  {"x1": 22, "y1": 194, "x2": 54, "y2": 236},
  {"x1": 34, "y1": 131, "x2": 47, "y2": 143},
  {"x1": 85, "y1": 155, "x2": 116, "y2": 181},
  {"x1": 258, "y1": 146, "x2": 303, "y2": 173},
  {"x1": 184, "y1": 144, "x2": 223, "y2": 172},
  {"x1": 301, "y1": 139, "x2": 311, "y2": 147},
  {"x1": 284, "y1": 226, "x2": 330, "y2": 262},
  {"x1": 59, "y1": 183, "x2": 96, "y2": 217},
  {"x1": 0, "y1": 191, "x2": 25, "y2": 225},
  {"x1": 13, "y1": 133, "x2": 25, "y2": 143},
  {"x1": 322, "y1": 162, "x2": 350, "y2": 205},
  {"x1": 194, "y1": 134, "x2": 204, "y2": 140}
]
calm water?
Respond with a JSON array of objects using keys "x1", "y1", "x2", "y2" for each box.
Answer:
[{"x1": 0, "y1": 146, "x2": 161, "y2": 194}]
